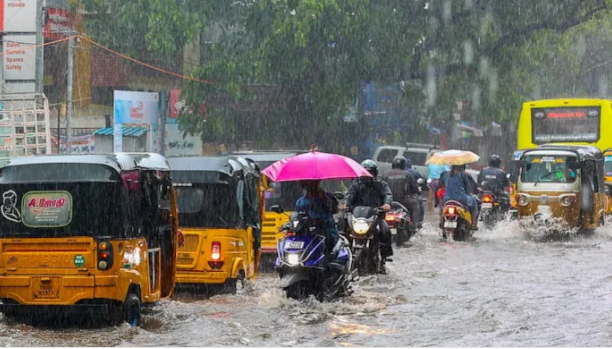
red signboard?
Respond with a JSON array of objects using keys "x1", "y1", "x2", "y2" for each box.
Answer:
[
  {"x1": 546, "y1": 111, "x2": 586, "y2": 119},
  {"x1": 43, "y1": 8, "x2": 73, "y2": 40}
]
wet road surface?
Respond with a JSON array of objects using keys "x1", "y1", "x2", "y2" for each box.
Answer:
[{"x1": 3, "y1": 215, "x2": 612, "y2": 346}]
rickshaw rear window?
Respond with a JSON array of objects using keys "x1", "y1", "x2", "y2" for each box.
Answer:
[
  {"x1": 521, "y1": 155, "x2": 578, "y2": 183},
  {"x1": 0, "y1": 163, "x2": 116, "y2": 183},
  {"x1": 175, "y1": 184, "x2": 241, "y2": 228}
]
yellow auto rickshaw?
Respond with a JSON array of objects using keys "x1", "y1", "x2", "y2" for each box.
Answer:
[
  {"x1": 516, "y1": 145, "x2": 607, "y2": 233},
  {"x1": 0, "y1": 153, "x2": 179, "y2": 326},
  {"x1": 229, "y1": 151, "x2": 305, "y2": 262},
  {"x1": 169, "y1": 156, "x2": 266, "y2": 293},
  {"x1": 603, "y1": 148, "x2": 612, "y2": 212}
]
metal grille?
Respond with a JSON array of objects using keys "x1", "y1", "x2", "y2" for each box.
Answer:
[{"x1": 180, "y1": 234, "x2": 200, "y2": 252}]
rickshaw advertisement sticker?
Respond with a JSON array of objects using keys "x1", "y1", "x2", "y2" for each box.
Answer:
[
  {"x1": 74, "y1": 255, "x2": 85, "y2": 267},
  {"x1": 21, "y1": 191, "x2": 73, "y2": 228}
]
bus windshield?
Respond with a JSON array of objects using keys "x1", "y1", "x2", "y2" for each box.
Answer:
[
  {"x1": 531, "y1": 106, "x2": 600, "y2": 144},
  {"x1": 521, "y1": 155, "x2": 578, "y2": 183}
]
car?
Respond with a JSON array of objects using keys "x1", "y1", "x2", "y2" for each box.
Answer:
[{"x1": 372, "y1": 143, "x2": 439, "y2": 177}]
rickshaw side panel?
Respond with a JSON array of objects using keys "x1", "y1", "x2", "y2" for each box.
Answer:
[
  {"x1": 261, "y1": 212, "x2": 290, "y2": 254},
  {"x1": 0, "y1": 237, "x2": 159, "y2": 306},
  {"x1": 175, "y1": 228, "x2": 256, "y2": 284}
]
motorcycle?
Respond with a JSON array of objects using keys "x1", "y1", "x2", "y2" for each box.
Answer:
[
  {"x1": 271, "y1": 205, "x2": 354, "y2": 302},
  {"x1": 385, "y1": 201, "x2": 414, "y2": 247},
  {"x1": 345, "y1": 206, "x2": 389, "y2": 276},
  {"x1": 441, "y1": 200, "x2": 475, "y2": 242},
  {"x1": 479, "y1": 180, "x2": 510, "y2": 229}
]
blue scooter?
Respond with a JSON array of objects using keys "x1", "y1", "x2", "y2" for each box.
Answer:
[{"x1": 271, "y1": 204, "x2": 354, "y2": 302}]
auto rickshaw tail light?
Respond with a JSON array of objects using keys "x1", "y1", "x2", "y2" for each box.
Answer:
[
  {"x1": 97, "y1": 241, "x2": 114, "y2": 270},
  {"x1": 211, "y1": 241, "x2": 221, "y2": 260}
]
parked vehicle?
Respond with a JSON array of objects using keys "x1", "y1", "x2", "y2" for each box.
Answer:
[
  {"x1": 0, "y1": 153, "x2": 179, "y2": 326},
  {"x1": 373, "y1": 143, "x2": 438, "y2": 178}
]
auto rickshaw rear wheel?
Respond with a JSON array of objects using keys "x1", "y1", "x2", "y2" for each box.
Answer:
[{"x1": 123, "y1": 293, "x2": 141, "y2": 327}]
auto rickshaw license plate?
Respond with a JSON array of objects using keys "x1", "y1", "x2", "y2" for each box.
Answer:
[
  {"x1": 34, "y1": 278, "x2": 59, "y2": 298},
  {"x1": 444, "y1": 221, "x2": 458, "y2": 228}
]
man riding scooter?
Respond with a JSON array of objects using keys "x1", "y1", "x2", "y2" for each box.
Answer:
[
  {"x1": 340, "y1": 159, "x2": 393, "y2": 274},
  {"x1": 477, "y1": 155, "x2": 511, "y2": 212},
  {"x1": 382, "y1": 155, "x2": 420, "y2": 241}
]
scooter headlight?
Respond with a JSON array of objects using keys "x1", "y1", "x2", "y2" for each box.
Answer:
[
  {"x1": 287, "y1": 253, "x2": 300, "y2": 265},
  {"x1": 352, "y1": 218, "x2": 370, "y2": 235}
]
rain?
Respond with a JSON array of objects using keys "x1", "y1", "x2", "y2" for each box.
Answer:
[{"x1": 1, "y1": 0, "x2": 612, "y2": 347}]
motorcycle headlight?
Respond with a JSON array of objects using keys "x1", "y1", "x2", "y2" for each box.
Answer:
[
  {"x1": 352, "y1": 218, "x2": 370, "y2": 235},
  {"x1": 287, "y1": 253, "x2": 300, "y2": 265},
  {"x1": 518, "y1": 195, "x2": 529, "y2": 207}
]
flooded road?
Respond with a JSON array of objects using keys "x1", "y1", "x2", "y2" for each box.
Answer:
[{"x1": 3, "y1": 216, "x2": 612, "y2": 346}]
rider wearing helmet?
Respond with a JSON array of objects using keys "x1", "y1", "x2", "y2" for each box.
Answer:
[
  {"x1": 477, "y1": 155, "x2": 510, "y2": 209},
  {"x1": 381, "y1": 155, "x2": 420, "y2": 237},
  {"x1": 343, "y1": 159, "x2": 393, "y2": 273}
]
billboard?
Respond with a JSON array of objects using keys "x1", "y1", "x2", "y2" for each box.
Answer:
[
  {"x1": 2, "y1": 0, "x2": 37, "y2": 32},
  {"x1": 113, "y1": 90, "x2": 159, "y2": 152},
  {"x1": 43, "y1": 7, "x2": 74, "y2": 39},
  {"x1": 3, "y1": 35, "x2": 36, "y2": 81},
  {"x1": 165, "y1": 88, "x2": 201, "y2": 156}
]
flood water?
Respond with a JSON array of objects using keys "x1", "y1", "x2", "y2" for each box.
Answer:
[{"x1": 3, "y1": 215, "x2": 612, "y2": 346}]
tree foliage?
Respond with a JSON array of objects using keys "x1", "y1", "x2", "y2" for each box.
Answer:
[{"x1": 77, "y1": 0, "x2": 612, "y2": 149}]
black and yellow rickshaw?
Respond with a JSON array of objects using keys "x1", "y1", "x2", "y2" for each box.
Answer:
[
  {"x1": 0, "y1": 153, "x2": 179, "y2": 326},
  {"x1": 169, "y1": 156, "x2": 266, "y2": 293},
  {"x1": 517, "y1": 144, "x2": 608, "y2": 233}
]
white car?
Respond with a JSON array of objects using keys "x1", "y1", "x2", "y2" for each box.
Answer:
[{"x1": 372, "y1": 143, "x2": 439, "y2": 177}]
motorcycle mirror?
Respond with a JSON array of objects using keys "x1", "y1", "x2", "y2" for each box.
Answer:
[
  {"x1": 270, "y1": 205, "x2": 284, "y2": 214},
  {"x1": 333, "y1": 191, "x2": 345, "y2": 200}
]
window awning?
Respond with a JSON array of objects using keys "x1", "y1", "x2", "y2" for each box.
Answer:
[{"x1": 93, "y1": 126, "x2": 148, "y2": 137}]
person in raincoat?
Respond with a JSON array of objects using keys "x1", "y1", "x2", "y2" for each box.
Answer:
[
  {"x1": 294, "y1": 180, "x2": 339, "y2": 257},
  {"x1": 442, "y1": 164, "x2": 480, "y2": 230}
]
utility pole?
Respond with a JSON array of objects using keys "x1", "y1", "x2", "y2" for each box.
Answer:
[
  {"x1": 65, "y1": 35, "x2": 74, "y2": 154},
  {"x1": 159, "y1": 89, "x2": 167, "y2": 156},
  {"x1": 35, "y1": 0, "x2": 44, "y2": 93}
]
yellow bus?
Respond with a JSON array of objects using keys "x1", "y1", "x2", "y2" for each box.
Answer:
[{"x1": 517, "y1": 98, "x2": 612, "y2": 151}]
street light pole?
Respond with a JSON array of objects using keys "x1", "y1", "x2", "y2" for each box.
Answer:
[{"x1": 65, "y1": 35, "x2": 74, "y2": 154}]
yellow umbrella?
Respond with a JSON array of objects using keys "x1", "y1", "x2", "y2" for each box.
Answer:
[{"x1": 426, "y1": 149, "x2": 480, "y2": 166}]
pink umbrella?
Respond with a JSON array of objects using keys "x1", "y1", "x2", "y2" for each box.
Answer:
[{"x1": 261, "y1": 148, "x2": 372, "y2": 182}]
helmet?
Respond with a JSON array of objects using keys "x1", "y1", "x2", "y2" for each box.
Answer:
[
  {"x1": 489, "y1": 154, "x2": 502, "y2": 168},
  {"x1": 392, "y1": 155, "x2": 407, "y2": 170},
  {"x1": 361, "y1": 159, "x2": 378, "y2": 177}
]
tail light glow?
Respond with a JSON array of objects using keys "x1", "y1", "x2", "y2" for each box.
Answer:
[
  {"x1": 211, "y1": 241, "x2": 221, "y2": 260},
  {"x1": 447, "y1": 206, "x2": 456, "y2": 215},
  {"x1": 483, "y1": 195, "x2": 493, "y2": 203}
]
